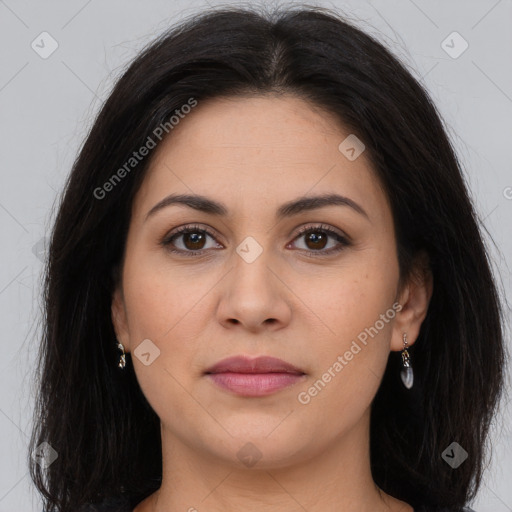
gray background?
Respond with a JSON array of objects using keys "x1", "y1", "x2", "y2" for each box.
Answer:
[{"x1": 0, "y1": 0, "x2": 511, "y2": 510}]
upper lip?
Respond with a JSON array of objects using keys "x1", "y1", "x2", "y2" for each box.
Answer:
[{"x1": 205, "y1": 355, "x2": 305, "y2": 375}]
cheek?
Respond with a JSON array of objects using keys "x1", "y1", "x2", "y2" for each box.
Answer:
[
  {"x1": 303, "y1": 256, "x2": 398, "y2": 349},
  {"x1": 121, "y1": 259, "x2": 205, "y2": 419},
  {"x1": 297, "y1": 252, "x2": 398, "y2": 409},
  {"x1": 122, "y1": 249, "x2": 211, "y2": 340},
  {"x1": 296, "y1": 283, "x2": 396, "y2": 431}
]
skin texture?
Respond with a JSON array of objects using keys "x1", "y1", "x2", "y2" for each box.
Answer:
[{"x1": 112, "y1": 94, "x2": 433, "y2": 512}]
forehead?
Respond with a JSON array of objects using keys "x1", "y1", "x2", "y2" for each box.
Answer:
[
  {"x1": 153, "y1": 94, "x2": 348, "y2": 159},
  {"x1": 132, "y1": 94, "x2": 390, "y2": 223}
]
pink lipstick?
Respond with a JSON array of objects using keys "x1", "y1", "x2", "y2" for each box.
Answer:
[{"x1": 204, "y1": 355, "x2": 306, "y2": 397}]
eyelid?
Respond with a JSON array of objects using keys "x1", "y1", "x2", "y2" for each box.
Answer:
[
  {"x1": 292, "y1": 223, "x2": 351, "y2": 243},
  {"x1": 161, "y1": 222, "x2": 351, "y2": 256},
  {"x1": 287, "y1": 224, "x2": 351, "y2": 256},
  {"x1": 161, "y1": 223, "x2": 221, "y2": 248}
]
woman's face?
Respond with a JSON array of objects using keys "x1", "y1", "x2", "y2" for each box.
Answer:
[{"x1": 112, "y1": 94, "x2": 424, "y2": 469}]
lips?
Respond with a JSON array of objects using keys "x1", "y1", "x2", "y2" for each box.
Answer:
[
  {"x1": 204, "y1": 355, "x2": 306, "y2": 397},
  {"x1": 204, "y1": 355, "x2": 305, "y2": 375}
]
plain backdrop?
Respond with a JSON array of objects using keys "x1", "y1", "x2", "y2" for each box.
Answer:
[{"x1": 0, "y1": 0, "x2": 511, "y2": 511}]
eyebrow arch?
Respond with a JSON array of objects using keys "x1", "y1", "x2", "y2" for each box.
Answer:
[{"x1": 145, "y1": 192, "x2": 370, "y2": 222}]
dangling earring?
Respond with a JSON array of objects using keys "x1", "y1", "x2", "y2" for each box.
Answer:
[
  {"x1": 117, "y1": 340, "x2": 126, "y2": 369},
  {"x1": 400, "y1": 332, "x2": 413, "y2": 389}
]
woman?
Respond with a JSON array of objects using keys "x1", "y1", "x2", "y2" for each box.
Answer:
[{"x1": 28, "y1": 5, "x2": 506, "y2": 512}]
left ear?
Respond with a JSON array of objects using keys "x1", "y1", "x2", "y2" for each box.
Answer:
[{"x1": 391, "y1": 250, "x2": 433, "y2": 351}]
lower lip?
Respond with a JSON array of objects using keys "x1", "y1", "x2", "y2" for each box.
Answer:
[{"x1": 206, "y1": 372, "x2": 306, "y2": 396}]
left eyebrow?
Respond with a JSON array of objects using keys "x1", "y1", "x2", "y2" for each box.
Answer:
[
  {"x1": 276, "y1": 193, "x2": 369, "y2": 221},
  {"x1": 145, "y1": 192, "x2": 370, "y2": 222}
]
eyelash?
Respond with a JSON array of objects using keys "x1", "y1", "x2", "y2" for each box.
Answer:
[{"x1": 161, "y1": 223, "x2": 350, "y2": 258}]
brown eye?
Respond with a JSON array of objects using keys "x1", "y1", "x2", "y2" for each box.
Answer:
[
  {"x1": 181, "y1": 231, "x2": 207, "y2": 250},
  {"x1": 303, "y1": 231, "x2": 328, "y2": 250},
  {"x1": 290, "y1": 224, "x2": 350, "y2": 256},
  {"x1": 162, "y1": 223, "x2": 350, "y2": 257},
  {"x1": 162, "y1": 225, "x2": 221, "y2": 255}
]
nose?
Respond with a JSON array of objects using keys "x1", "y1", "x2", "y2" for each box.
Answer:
[{"x1": 216, "y1": 247, "x2": 292, "y2": 333}]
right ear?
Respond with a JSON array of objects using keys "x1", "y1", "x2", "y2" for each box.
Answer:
[{"x1": 111, "y1": 285, "x2": 130, "y2": 352}]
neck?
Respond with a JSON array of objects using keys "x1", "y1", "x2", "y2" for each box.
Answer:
[{"x1": 136, "y1": 408, "x2": 412, "y2": 512}]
